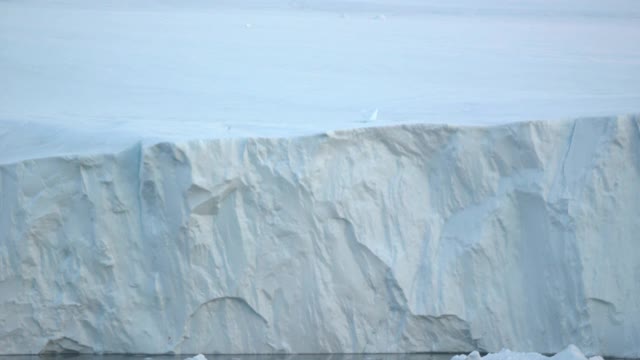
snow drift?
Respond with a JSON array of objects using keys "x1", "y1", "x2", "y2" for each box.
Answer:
[{"x1": 1, "y1": 115, "x2": 639, "y2": 356}]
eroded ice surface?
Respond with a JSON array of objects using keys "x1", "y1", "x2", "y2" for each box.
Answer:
[
  {"x1": 1, "y1": 115, "x2": 639, "y2": 356},
  {"x1": 1, "y1": 0, "x2": 639, "y2": 357}
]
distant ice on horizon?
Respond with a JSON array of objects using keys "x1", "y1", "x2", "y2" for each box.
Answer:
[{"x1": 0, "y1": 0, "x2": 639, "y2": 161}]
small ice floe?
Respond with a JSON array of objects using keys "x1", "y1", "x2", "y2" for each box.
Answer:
[
  {"x1": 184, "y1": 354, "x2": 208, "y2": 360},
  {"x1": 468, "y1": 351, "x2": 482, "y2": 360},
  {"x1": 368, "y1": 108, "x2": 379, "y2": 122},
  {"x1": 374, "y1": 14, "x2": 386, "y2": 21},
  {"x1": 453, "y1": 351, "x2": 481, "y2": 360},
  {"x1": 451, "y1": 345, "x2": 598, "y2": 360},
  {"x1": 358, "y1": 108, "x2": 379, "y2": 123},
  {"x1": 245, "y1": 23, "x2": 252, "y2": 28}
]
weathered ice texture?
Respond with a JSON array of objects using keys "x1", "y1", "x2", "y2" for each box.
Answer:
[{"x1": 1, "y1": 115, "x2": 639, "y2": 356}]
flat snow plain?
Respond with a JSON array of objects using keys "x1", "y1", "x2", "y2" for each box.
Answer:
[{"x1": 1, "y1": 0, "x2": 640, "y2": 163}]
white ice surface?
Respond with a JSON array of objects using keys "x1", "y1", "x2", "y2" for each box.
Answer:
[
  {"x1": 1, "y1": 0, "x2": 640, "y2": 163},
  {"x1": 1, "y1": 115, "x2": 639, "y2": 356},
  {"x1": 1, "y1": 1, "x2": 640, "y2": 356},
  {"x1": 452, "y1": 345, "x2": 596, "y2": 360},
  {"x1": 184, "y1": 354, "x2": 208, "y2": 360}
]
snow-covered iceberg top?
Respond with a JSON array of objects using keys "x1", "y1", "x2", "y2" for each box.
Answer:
[{"x1": 2, "y1": 0, "x2": 640, "y2": 164}]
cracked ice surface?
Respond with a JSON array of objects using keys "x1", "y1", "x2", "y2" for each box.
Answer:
[{"x1": 1, "y1": 115, "x2": 639, "y2": 356}]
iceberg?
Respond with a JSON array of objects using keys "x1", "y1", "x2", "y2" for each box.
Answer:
[
  {"x1": 453, "y1": 345, "x2": 602, "y2": 360},
  {"x1": 1, "y1": 0, "x2": 639, "y2": 356},
  {"x1": 1, "y1": 115, "x2": 638, "y2": 356},
  {"x1": 184, "y1": 355, "x2": 208, "y2": 360}
]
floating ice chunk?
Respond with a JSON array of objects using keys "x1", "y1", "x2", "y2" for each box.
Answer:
[
  {"x1": 452, "y1": 345, "x2": 595, "y2": 360},
  {"x1": 369, "y1": 109, "x2": 378, "y2": 122},
  {"x1": 184, "y1": 354, "x2": 208, "y2": 360},
  {"x1": 551, "y1": 345, "x2": 589, "y2": 360},
  {"x1": 468, "y1": 351, "x2": 482, "y2": 360}
]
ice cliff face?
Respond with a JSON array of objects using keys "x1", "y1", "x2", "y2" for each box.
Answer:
[{"x1": 1, "y1": 115, "x2": 639, "y2": 356}]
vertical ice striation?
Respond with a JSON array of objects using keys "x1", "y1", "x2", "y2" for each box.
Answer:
[{"x1": 0, "y1": 115, "x2": 639, "y2": 356}]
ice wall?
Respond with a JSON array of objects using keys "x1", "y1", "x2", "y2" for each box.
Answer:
[{"x1": 1, "y1": 115, "x2": 639, "y2": 356}]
